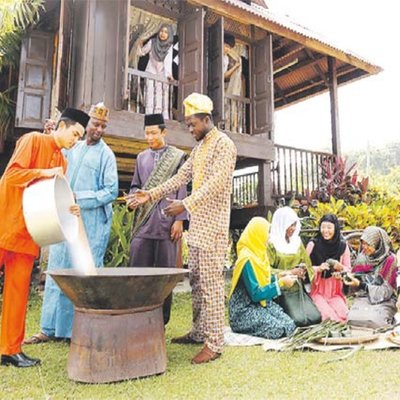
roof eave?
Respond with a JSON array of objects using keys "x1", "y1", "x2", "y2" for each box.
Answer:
[
  {"x1": 275, "y1": 69, "x2": 371, "y2": 110},
  {"x1": 189, "y1": 0, "x2": 382, "y2": 75}
]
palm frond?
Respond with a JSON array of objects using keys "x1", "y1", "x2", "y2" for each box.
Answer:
[
  {"x1": 0, "y1": 0, "x2": 44, "y2": 69},
  {"x1": 0, "y1": 86, "x2": 17, "y2": 140}
]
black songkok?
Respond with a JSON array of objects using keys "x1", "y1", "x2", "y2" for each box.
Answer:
[
  {"x1": 144, "y1": 113, "x2": 165, "y2": 127},
  {"x1": 60, "y1": 108, "x2": 90, "y2": 129}
]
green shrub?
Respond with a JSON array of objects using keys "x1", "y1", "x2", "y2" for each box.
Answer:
[
  {"x1": 104, "y1": 204, "x2": 134, "y2": 267},
  {"x1": 104, "y1": 204, "x2": 192, "y2": 268},
  {"x1": 307, "y1": 194, "x2": 400, "y2": 250}
]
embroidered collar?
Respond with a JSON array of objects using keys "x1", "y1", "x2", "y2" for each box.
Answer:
[{"x1": 202, "y1": 127, "x2": 218, "y2": 143}]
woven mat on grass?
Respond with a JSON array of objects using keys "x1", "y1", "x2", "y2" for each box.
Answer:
[
  {"x1": 224, "y1": 327, "x2": 400, "y2": 351},
  {"x1": 224, "y1": 327, "x2": 268, "y2": 346},
  {"x1": 262, "y1": 331, "x2": 400, "y2": 352}
]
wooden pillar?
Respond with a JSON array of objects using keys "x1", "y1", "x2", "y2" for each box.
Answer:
[
  {"x1": 257, "y1": 160, "x2": 273, "y2": 207},
  {"x1": 328, "y1": 56, "x2": 341, "y2": 156}
]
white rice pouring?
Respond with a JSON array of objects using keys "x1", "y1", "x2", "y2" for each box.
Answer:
[{"x1": 66, "y1": 215, "x2": 97, "y2": 275}]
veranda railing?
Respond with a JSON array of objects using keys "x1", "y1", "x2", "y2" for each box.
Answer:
[
  {"x1": 127, "y1": 68, "x2": 178, "y2": 120},
  {"x1": 272, "y1": 144, "x2": 335, "y2": 198},
  {"x1": 232, "y1": 171, "x2": 258, "y2": 209},
  {"x1": 223, "y1": 93, "x2": 251, "y2": 135}
]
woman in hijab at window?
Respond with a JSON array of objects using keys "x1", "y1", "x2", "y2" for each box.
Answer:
[
  {"x1": 138, "y1": 24, "x2": 174, "y2": 119},
  {"x1": 229, "y1": 217, "x2": 296, "y2": 339},
  {"x1": 346, "y1": 226, "x2": 398, "y2": 328},
  {"x1": 307, "y1": 214, "x2": 350, "y2": 322}
]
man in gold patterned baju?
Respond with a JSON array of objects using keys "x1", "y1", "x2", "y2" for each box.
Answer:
[{"x1": 128, "y1": 93, "x2": 237, "y2": 364}]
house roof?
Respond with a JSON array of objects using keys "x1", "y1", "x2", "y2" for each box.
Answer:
[{"x1": 191, "y1": 0, "x2": 382, "y2": 109}]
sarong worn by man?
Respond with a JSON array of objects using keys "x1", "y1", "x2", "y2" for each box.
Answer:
[
  {"x1": 28, "y1": 103, "x2": 118, "y2": 342},
  {"x1": 129, "y1": 113, "x2": 187, "y2": 325},
  {"x1": 130, "y1": 93, "x2": 237, "y2": 364},
  {"x1": 0, "y1": 108, "x2": 90, "y2": 367}
]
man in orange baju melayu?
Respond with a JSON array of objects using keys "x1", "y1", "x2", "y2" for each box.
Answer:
[{"x1": 0, "y1": 108, "x2": 90, "y2": 368}]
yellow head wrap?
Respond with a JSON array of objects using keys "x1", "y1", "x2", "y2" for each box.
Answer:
[
  {"x1": 183, "y1": 93, "x2": 213, "y2": 117},
  {"x1": 229, "y1": 217, "x2": 271, "y2": 307},
  {"x1": 89, "y1": 102, "x2": 109, "y2": 122}
]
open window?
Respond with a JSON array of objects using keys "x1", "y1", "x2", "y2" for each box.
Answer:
[
  {"x1": 223, "y1": 34, "x2": 250, "y2": 134},
  {"x1": 127, "y1": 2, "x2": 204, "y2": 122},
  {"x1": 128, "y1": 7, "x2": 179, "y2": 120},
  {"x1": 208, "y1": 23, "x2": 251, "y2": 134}
]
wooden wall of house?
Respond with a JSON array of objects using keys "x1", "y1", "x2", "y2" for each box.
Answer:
[
  {"x1": 67, "y1": 0, "x2": 276, "y2": 208},
  {"x1": 71, "y1": 0, "x2": 128, "y2": 110},
  {"x1": 68, "y1": 1, "x2": 274, "y2": 158}
]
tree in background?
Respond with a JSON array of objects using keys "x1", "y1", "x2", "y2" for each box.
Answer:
[
  {"x1": 0, "y1": 0, "x2": 44, "y2": 152},
  {"x1": 365, "y1": 166, "x2": 400, "y2": 199},
  {"x1": 346, "y1": 142, "x2": 400, "y2": 197}
]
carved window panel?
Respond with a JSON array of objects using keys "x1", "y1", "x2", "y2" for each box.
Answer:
[
  {"x1": 25, "y1": 65, "x2": 46, "y2": 88},
  {"x1": 21, "y1": 95, "x2": 44, "y2": 124},
  {"x1": 15, "y1": 31, "x2": 53, "y2": 129},
  {"x1": 252, "y1": 33, "x2": 274, "y2": 136},
  {"x1": 27, "y1": 36, "x2": 50, "y2": 60},
  {"x1": 178, "y1": 7, "x2": 204, "y2": 119}
]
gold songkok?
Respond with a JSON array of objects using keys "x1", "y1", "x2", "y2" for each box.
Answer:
[
  {"x1": 89, "y1": 102, "x2": 109, "y2": 122},
  {"x1": 183, "y1": 93, "x2": 213, "y2": 117}
]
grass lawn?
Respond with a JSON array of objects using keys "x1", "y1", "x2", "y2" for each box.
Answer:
[{"x1": 1, "y1": 290, "x2": 400, "y2": 400}]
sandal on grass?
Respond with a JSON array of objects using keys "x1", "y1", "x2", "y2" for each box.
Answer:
[{"x1": 23, "y1": 332, "x2": 52, "y2": 345}]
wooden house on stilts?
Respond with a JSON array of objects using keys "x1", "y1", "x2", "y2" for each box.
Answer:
[{"x1": 0, "y1": 0, "x2": 382, "y2": 227}]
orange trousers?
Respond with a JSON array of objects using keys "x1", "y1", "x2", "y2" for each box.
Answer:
[{"x1": 0, "y1": 249, "x2": 35, "y2": 355}]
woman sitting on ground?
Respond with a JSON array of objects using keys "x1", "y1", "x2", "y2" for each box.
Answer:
[
  {"x1": 307, "y1": 214, "x2": 350, "y2": 322},
  {"x1": 345, "y1": 226, "x2": 398, "y2": 328},
  {"x1": 267, "y1": 207, "x2": 320, "y2": 326},
  {"x1": 229, "y1": 217, "x2": 296, "y2": 339},
  {"x1": 267, "y1": 207, "x2": 314, "y2": 286}
]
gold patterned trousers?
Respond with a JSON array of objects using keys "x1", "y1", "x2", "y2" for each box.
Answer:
[{"x1": 188, "y1": 241, "x2": 226, "y2": 353}]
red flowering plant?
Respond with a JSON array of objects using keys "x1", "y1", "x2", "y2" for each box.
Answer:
[{"x1": 313, "y1": 156, "x2": 369, "y2": 205}]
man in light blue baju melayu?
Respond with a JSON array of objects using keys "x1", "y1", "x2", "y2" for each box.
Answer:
[{"x1": 25, "y1": 103, "x2": 118, "y2": 343}]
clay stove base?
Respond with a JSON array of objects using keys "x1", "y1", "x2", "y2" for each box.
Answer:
[{"x1": 68, "y1": 306, "x2": 166, "y2": 383}]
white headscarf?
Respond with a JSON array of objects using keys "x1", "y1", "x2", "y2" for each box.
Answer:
[{"x1": 269, "y1": 207, "x2": 301, "y2": 254}]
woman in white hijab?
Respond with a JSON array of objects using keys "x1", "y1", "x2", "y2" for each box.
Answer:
[
  {"x1": 267, "y1": 206, "x2": 314, "y2": 289},
  {"x1": 267, "y1": 207, "x2": 318, "y2": 326}
]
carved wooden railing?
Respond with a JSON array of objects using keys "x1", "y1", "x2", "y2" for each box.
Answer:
[
  {"x1": 272, "y1": 144, "x2": 335, "y2": 198},
  {"x1": 232, "y1": 171, "x2": 258, "y2": 209},
  {"x1": 126, "y1": 70, "x2": 250, "y2": 132},
  {"x1": 127, "y1": 68, "x2": 178, "y2": 120},
  {"x1": 223, "y1": 93, "x2": 251, "y2": 135},
  {"x1": 232, "y1": 146, "x2": 335, "y2": 209}
]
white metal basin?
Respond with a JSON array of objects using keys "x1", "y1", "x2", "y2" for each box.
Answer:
[{"x1": 23, "y1": 176, "x2": 78, "y2": 246}]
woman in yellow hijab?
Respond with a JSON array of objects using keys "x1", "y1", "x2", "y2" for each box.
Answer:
[{"x1": 229, "y1": 217, "x2": 296, "y2": 339}]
